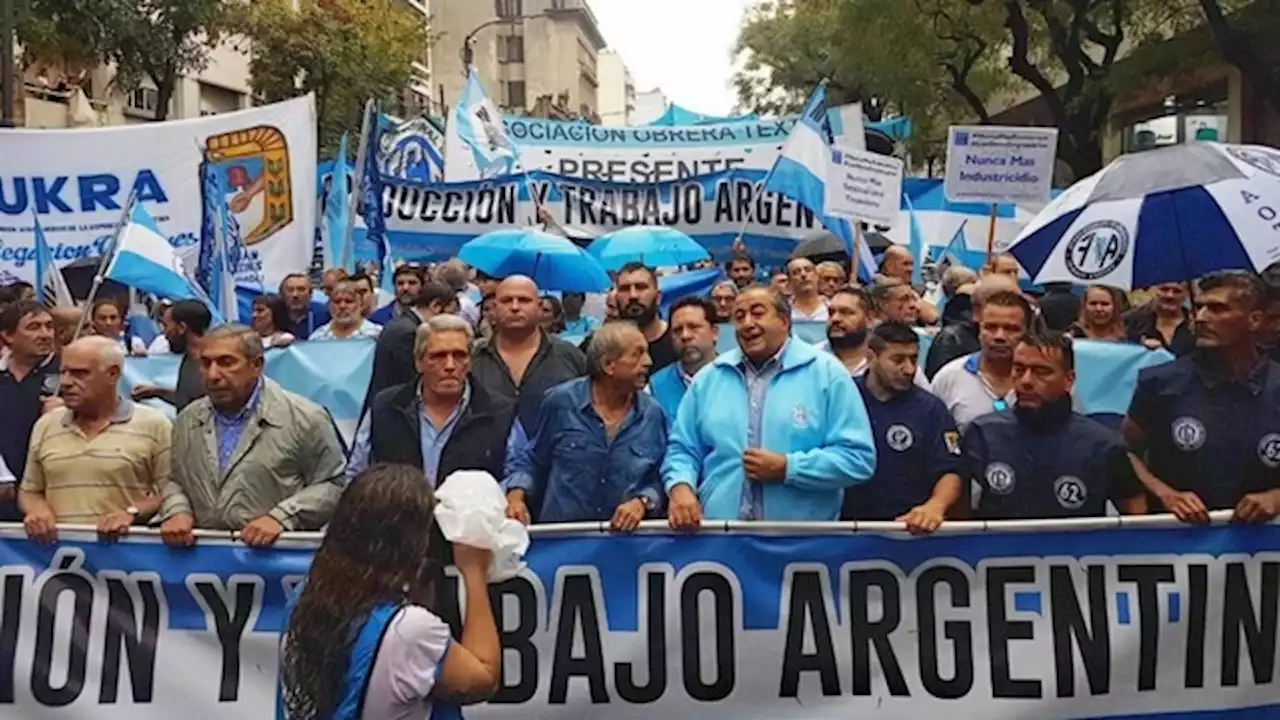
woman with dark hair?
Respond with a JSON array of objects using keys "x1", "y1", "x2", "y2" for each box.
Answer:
[
  {"x1": 1068, "y1": 285, "x2": 1128, "y2": 341},
  {"x1": 251, "y1": 293, "x2": 297, "y2": 348},
  {"x1": 278, "y1": 464, "x2": 500, "y2": 719},
  {"x1": 538, "y1": 295, "x2": 565, "y2": 334}
]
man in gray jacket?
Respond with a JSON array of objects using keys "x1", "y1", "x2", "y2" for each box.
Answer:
[{"x1": 157, "y1": 324, "x2": 345, "y2": 547}]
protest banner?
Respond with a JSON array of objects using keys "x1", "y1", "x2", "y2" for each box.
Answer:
[
  {"x1": 377, "y1": 168, "x2": 829, "y2": 267},
  {"x1": 944, "y1": 125, "x2": 1059, "y2": 204},
  {"x1": 0, "y1": 96, "x2": 317, "y2": 290},
  {"x1": 443, "y1": 110, "x2": 906, "y2": 183},
  {"x1": 1, "y1": 519, "x2": 1276, "y2": 719},
  {"x1": 826, "y1": 146, "x2": 905, "y2": 227}
]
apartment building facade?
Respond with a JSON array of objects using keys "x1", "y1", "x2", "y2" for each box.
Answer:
[{"x1": 431, "y1": 0, "x2": 606, "y2": 120}]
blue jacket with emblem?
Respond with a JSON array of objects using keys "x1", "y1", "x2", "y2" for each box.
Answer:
[{"x1": 661, "y1": 340, "x2": 877, "y2": 521}]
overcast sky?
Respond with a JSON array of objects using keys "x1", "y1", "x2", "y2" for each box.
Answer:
[{"x1": 589, "y1": 0, "x2": 759, "y2": 116}]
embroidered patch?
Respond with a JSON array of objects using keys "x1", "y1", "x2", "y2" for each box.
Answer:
[
  {"x1": 985, "y1": 462, "x2": 1015, "y2": 495},
  {"x1": 1054, "y1": 475, "x2": 1087, "y2": 510},
  {"x1": 1171, "y1": 416, "x2": 1206, "y2": 452},
  {"x1": 886, "y1": 424, "x2": 914, "y2": 452}
]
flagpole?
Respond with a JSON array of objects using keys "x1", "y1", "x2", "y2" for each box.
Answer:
[
  {"x1": 985, "y1": 203, "x2": 998, "y2": 259},
  {"x1": 851, "y1": 221, "x2": 863, "y2": 285},
  {"x1": 73, "y1": 190, "x2": 137, "y2": 342},
  {"x1": 343, "y1": 99, "x2": 375, "y2": 274}
]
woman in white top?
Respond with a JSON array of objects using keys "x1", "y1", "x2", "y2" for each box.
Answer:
[
  {"x1": 250, "y1": 293, "x2": 297, "y2": 349},
  {"x1": 277, "y1": 464, "x2": 500, "y2": 720},
  {"x1": 91, "y1": 299, "x2": 148, "y2": 356}
]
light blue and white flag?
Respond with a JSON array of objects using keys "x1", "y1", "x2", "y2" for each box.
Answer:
[
  {"x1": 106, "y1": 203, "x2": 219, "y2": 311},
  {"x1": 764, "y1": 84, "x2": 835, "y2": 218},
  {"x1": 31, "y1": 210, "x2": 73, "y2": 307},
  {"x1": 454, "y1": 69, "x2": 520, "y2": 179},
  {"x1": 198, "y1": 161, "x2": 242, "y2": 323}
]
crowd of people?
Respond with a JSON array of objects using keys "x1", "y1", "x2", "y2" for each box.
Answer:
[{"x1": 1, "y1": 247, "x2": 1280, "y2": 547}]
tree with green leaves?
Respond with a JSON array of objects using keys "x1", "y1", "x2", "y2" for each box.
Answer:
[
  {"x1": 18, "y1": 0, "x2": 229, "y2": 121},
  {"x1": 1197, "y1": 0, "x2": 1280, "y2": 115},
  {"x1": 230, "y1": 0, "x2": 428, "y2": 155}
]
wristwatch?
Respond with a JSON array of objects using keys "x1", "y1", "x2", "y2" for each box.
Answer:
[
  {"x1": 125, "y1": 506, "x2": 140, "y2": 523},
  {"x1": 635, "y1": 495, "x2": 656, "y2": 513}
]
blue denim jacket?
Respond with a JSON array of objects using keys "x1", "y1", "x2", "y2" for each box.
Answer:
[{"x1": 503, "y1": 377, "x2": 667, "y2": 523}]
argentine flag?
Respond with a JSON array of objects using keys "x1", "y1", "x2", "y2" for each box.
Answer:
[
  {"x1": 106, "y1": 203, "x2": 218, "y2": 309},
  {"x1": 765, "y1": 84, "x2": 875, "y2": 281},
  {"x1": 32, "y1": 211, "x2": 73, "y2": 307},
  {"x1": 454, "y1": 69, "x2": 519, "y2": 179}
]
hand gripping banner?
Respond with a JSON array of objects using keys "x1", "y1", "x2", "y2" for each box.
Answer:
[{"x1": 0, "y1": 518, "x2": 1276, "y2": 719}]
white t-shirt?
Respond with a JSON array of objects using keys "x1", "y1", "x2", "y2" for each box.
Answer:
[
  {"x1": 931, "y1": 352, "x2": 1082, "y2": 431},
  {"x1": 791, "y1": 296, "x2": 829, "y2": 322},
  {"x1": 362, "y1": 606, "x2": 453, "y2": 720}
]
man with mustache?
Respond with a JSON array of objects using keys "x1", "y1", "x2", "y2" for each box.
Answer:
[
  {"x1": 662, "y1": 286, "x2": 876, "y2": 527},
  {"x1": 1124, "y1": 270, "x2": 1280, "y2": 524},
  {"x1": 614, "y1": 262, "x2": 677, "y2": 372},
  {"x1": 647, "y1": 297, "x2": 719, "y2": 428},
  {"x1": 930, "y1": 290, "x2": 1031, "y2": 431},
  {"x1": 816, "y1": 261, "x2": 847, "y2": 298},
  {"x1": 709, "y1": 280, "x2": 737, "y2": 323},
  {"x1": 822, "y1": 288, "x2": 930, "y2": 389}
]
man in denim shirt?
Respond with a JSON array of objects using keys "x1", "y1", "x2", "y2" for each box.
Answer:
[{"x1": 503, "y1": 322, "x2": 666, "y2": 529}]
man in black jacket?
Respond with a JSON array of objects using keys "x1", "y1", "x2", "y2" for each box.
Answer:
[
  {"x1": 348, "y1": 313, "x2": 518, "y2": 627},
  {"x1": 352, "y1": 313, "x2": 515, "y2": 486},
  {"x1": 363, "y1": 281, "x2": 458, "y2": 411}
]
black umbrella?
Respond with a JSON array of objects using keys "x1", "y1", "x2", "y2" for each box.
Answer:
[
  {"x1": 790, "y1": 229, "x2": 893, "y2": 262},
  {"x1": 59, "y1": 257, "x2": 129, "y2": 303}
]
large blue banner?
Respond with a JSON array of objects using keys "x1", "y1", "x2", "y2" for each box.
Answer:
[{"x1": 0, "y1": 521, "x2": 1276, "y2": 718}]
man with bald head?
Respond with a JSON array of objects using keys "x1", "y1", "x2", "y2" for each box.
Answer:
[
  {"x1": 50, "y1": 306, "x2": 82, "y2": 349},
  {"x1": 470, "y1": 275, "x2": 587, "y2": 432},
  {"x1": 20, "y1": 336, "x2": 171, "y2": 541}
]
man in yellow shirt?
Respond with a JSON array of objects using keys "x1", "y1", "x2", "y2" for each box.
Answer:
[{"x1": 20, "y1": 336, "x2": 170, "y2": 542}]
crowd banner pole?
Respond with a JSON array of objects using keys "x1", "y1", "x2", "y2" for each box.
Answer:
[
  {"x1": 1, "y1": 511, "x2": 1241, "y2": 542},
  {"x1": 73, "y1": 189, "x2": 137, "y2": 342},
  {"x1": 985, "y1": 201, "x2": 998, "y2": 257},
  {"x1": 342, "y1": 99, "x2": 376, "y2": 273}
]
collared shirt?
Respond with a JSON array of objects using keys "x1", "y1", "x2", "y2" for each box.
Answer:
[
  {"x1": 737, "y1": 342, "x2": 788, "y2": 520},
  {"x1": 288, "y1": 307, "x2": 330, "y2": 339},
  {"x1": 930, "y1": 353, "x2": 1017, "y2": 431},
  {"x1": 348, "y1": 383, "x2": 472, "y2": 486},
  {"x1": 23, "y1": 396, "x2": 172, "y2": 524},
  {"x1": 213, "y1": 379, "x2": 264, "y2": 474},
  {"x1": 0, "y1": 353, "x2": 60, "y2": 493},
  {"x1": 469, "y1": 332, "x2": 587, "y2": 433},
  {"x1": 503, "y1": 377, "x2": 667, "y2": 523},
  {"x1": 311, "y1": 319, "x2": 383, "y2": 341},
  {"x1": 1127, "y1": 353, "x2": 1280, "y2": 510}
]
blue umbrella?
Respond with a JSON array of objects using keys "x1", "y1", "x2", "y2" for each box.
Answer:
[
  {"x1": 586, "y1": 226, "x2": 709, "y2": 270},
  {"x1": 458, "y1": 228, "x2": 611, "y2": 292},
  {"x1": 1009, "y1": 142, "x2": 1280, "y2": 289}
]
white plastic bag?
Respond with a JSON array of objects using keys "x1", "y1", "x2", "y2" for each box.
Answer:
[{"x1": 434, "y1": 470, "x2": 530, "y2": 583}]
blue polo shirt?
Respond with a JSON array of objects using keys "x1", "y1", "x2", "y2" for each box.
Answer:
[
  {"x1": 842, "y1": 379, "x2": 962, "y2": 520},
  {"x1": 1127, "y1": 354, "x2": 1280, "y2": 510},
  {"x1": 965, "y1": 405, "x2": 1142, "y2": 520}
]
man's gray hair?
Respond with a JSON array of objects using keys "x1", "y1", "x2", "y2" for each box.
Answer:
[
  {"x1": 942, "y1": 265, "x2": 979, "y2": 297},
  {"x1": 72, "y1": 336, "x2": 126, "y2": 371},
  {"x1": 204, "y1": 324, "x2": 264, "y2": 361},
  {"x1": 816, "y1": 260, "x2": 846, "y2": 278},
  {"x1": 414, "y1": 314, "x2": 475, "y2": 358},
  {"x1": 712, "y1": 279, "x2": 738, "y2": 295},
  {"x1": 435, "y1": 259, "x2": 470, "y2": 293},
  {"x1": 585, "y1": 321, "x2": 642, "y2": 380}
]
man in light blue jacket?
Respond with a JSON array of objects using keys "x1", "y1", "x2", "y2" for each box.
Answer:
[{"x1": 662, "y1": 286, "x2": 877, "y2": 526}]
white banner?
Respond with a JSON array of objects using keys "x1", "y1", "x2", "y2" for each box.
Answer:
[
  {"x1": 944, "y1": 125, "x2": 1059, "y2": 204},
  {"x1": 826, "y1": 146, "x2": 904, "y2": 227},
  {"x1": 0, "y1": 96, "x2": 317, "y2": 289},
  {"x1": 444, "y1": 108, "x2": 880, "y2": 184}
]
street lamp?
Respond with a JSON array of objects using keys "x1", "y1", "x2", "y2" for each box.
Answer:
[{"x1": 459, "y1": 13, "x2": 550, "y2": 73}]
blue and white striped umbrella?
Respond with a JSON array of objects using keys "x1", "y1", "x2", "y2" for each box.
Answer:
[{"x1": 1008, "y1": 142, "x2": 1280, "y2": 289}]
